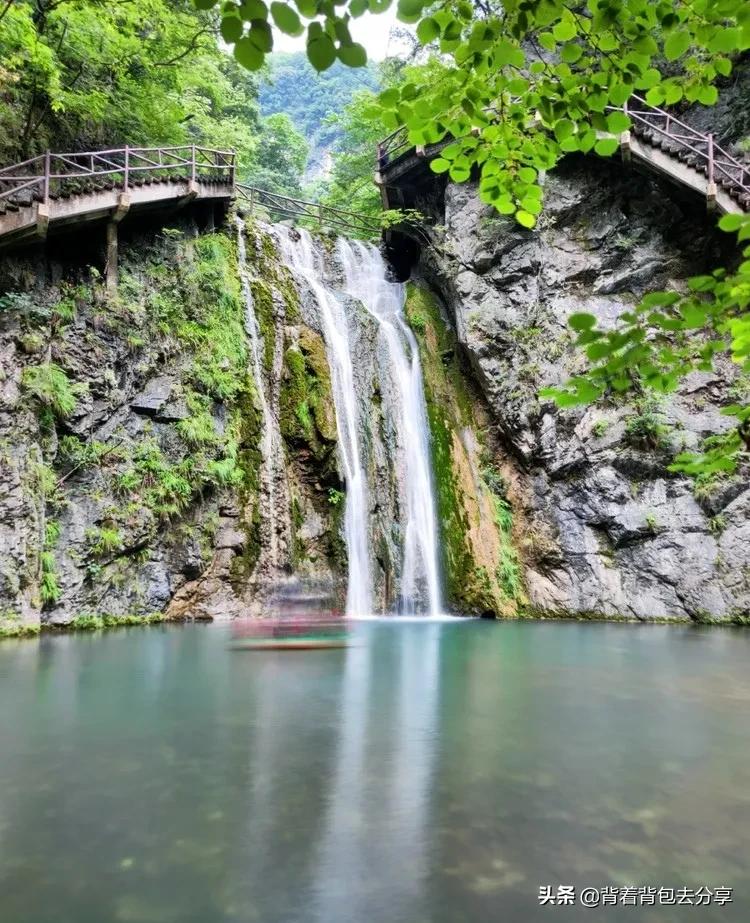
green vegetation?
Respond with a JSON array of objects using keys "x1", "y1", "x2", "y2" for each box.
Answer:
[
  {"x1": 0, "y1": 0, "x2": 308, "y2": 192},
  {"x1": 260, "y1": 52, "x2": 378, "y2": 184},
  {"x1": 21, "y1": 363, "x2": 84, "y2": 420},
  {"x1": 327, "y1": 488, "x2": 344, "y2": 507},
  {"x1": 70, "y1": 612, "x2": 167, "y2": 631},
  {"x1": 406, "y1": 283, "x2": 524, "y2": 616},
  {"x1": 85, "y1": 526, "x2": 124, "y2": 559},
  {"x1": 624, "y1": 397, "x2": 672, "y2": 453},
  {"x1": 39, "y1": 519, "x2": 62, "y2": 608},
  {"x1": 592, "y1": 419, "x2": 610, "y2": 439},
  {"x1": 280, "y1": 329, "x2": 337, "y2": 462}
]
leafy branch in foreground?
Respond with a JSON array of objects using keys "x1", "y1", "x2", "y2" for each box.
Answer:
[
  {"x1": 540, "y1": 214, "x2": 750, "y2": 478},
  {"x1": 205, "y1": 0, "x2": 748, "y2": 228}
]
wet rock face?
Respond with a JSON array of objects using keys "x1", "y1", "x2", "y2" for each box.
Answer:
[
  {"x1": 418, "y1": 159, "x2": 749, "y2": 621},
  {"x1": 0, "y1": 219, "x2": 349, "y2": 632}
]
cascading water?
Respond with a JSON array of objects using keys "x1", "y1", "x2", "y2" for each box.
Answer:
[
  {"x1": 277, "y1": 228, "x2": 373, "y2": 617},
  {"x1": 235, "y1": 218, "x2": 286, "y2": 573},
  {"x1": 337, "y1": 240, "x2": 442, "y2": 618}
]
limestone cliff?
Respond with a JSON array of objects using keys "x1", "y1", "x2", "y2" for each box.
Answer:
[
  {"x1": 0, "y1": 217, "x2": 345, "y2": 635},
  {"x1": 414, "y1": 158, "x2": 750, "y2": 622}
]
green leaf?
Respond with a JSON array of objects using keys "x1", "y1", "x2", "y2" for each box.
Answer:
[
  {"x1": 239, "y1": 0, "x2": 267, "y2": 19},
  {"x1": 561, "y1": 43, "x2": 583, "y2": 63},
  {"x1": 220, "y1": 15, "x2": 243, "y2": 42},
  {"x1": 515, "y1": 209, "x2": 536, "y2": 229},
  {"x1": 594, "y1": 137, "x2": 619, "y2": 157},
  {"x1": 416, "y1": 16, "x2": 440, "y2": 44},
  {"x1": 338, "y1": 42, "x2": 367, "y2": 66},
  {"x1": 554, "y1": 118, "x2": 574, "y2": 142},
  {"x1": 552, "y1": 20, "x2": 576, "y2": 42},
  {"x1": 697, "y1": 85, "x2": 718, "y2": 106},
  {"x1": 709, "y1": 27, "x2": 740, "y2": 54},
  {"x1": 606, "y1": 111, "x2": 631, "y2": 134},
  {"x1": 664, "y1": 29, "x2": 691, "y2": 61},
  {"x1": 718, "y1": 214, "x2": 746, "y2": 233},
  {"x1": 269, "y1": 2, "x2": 303, "y2": 35},
  {"x1": 430, "y1": 158, "x2": 451, "y2": 174},
  {"x1": 248, "y1": 19, "x2": 272, "y2": 52},
  {"x1": 234, "y1": 36, "x2": 264, "y2": 69},
  {"x1": 397, "y1": 0, "x2": 424, "y2": 22},
  {"x1": 307, "y1": 34, "x2": 336, "y2": 71},
  {"x1": 645, "y1": 86, "x2": 665, "y2": 106},
  {"x1": 568, "y1": 313, "x2": 596, "y2": 332}
]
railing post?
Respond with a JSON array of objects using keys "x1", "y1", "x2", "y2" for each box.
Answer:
[
  {"x1": 707, "y1": 133, "x2": 714, "y2": 185},
  {"x1": 318, "y1": 203, "x2": 323, "y2": 226},
  {"x1": 124, "y1": 145, "x2": 129, "y2": 193},
  {"x1": 43, "y1": 150, "x2": 50, "y2": 205},
  {"x1": 250, "y1": 186, "x2": 255, "y2": 215},
  {"x1": 191, "y1": 144, "x2": 196, "y2": 183}
]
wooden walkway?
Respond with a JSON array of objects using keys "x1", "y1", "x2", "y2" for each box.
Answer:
[
  {"x1": 376, "y1": 94, "x2": 750, "y2": 216},
  {"x1": 0, "y1": 146, "x2": 380, "y2": 251},
  {"x1": 1, "y1": 95, "x2": 746, "y2": 256}
]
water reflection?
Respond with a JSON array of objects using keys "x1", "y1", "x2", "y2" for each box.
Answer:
[{"x1": 0, "y1": 622, "x2": 749, "y2": 922}]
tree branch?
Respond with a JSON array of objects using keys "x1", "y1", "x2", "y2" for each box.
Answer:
[{"x1": 153, "y1": 27, "x2": 212, "y2": 67}]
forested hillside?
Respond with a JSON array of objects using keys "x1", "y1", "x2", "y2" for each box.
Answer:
[
  {"x1": 259, "y1": 52, "x2": 378, "y2": 181},
  {"x1": 0, "y1": 0, "x2": 307, "y2": 193}
]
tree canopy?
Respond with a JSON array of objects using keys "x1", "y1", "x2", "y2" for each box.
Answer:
[{"x1": 0, "y1": 0, "x2": 308, "y2": 192}]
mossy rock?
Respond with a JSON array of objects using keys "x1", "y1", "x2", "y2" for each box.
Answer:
[{"x1": 405, "y1": 283, "x2": 525, "y2": 617}]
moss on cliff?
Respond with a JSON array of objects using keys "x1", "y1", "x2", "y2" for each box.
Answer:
[
  {"x1": 280, "y1": 327, "x2": 337, "y2": 459},
  {"x1": 405, "y1": 283, "x2": 524, "y2": 617}
]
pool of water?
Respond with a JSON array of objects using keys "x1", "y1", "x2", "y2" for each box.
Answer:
[{"x1": 1, "y1": 620, "x2": 749, "y2": 922}]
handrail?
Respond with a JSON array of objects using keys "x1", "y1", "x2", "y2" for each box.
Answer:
[
  {"x1": 0, "y1": 145, "x2": 380, "y2": 239},
  {"x1": 376, "y1": 93, "x2": 750, "y2": 208},
  {"x1": 236, "y1": 184, "x2": 381, "y2": 236},
  {"x1": 0, "y1": 145, "x2": 237, "y2": 204}
]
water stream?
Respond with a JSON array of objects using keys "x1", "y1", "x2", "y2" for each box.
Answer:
[
  {"x1": 277, "y1": 228, "x2": 372, "y2": 616},
  {"x1": 337, "y1": 239, "x2": 442, "y2": 616}
]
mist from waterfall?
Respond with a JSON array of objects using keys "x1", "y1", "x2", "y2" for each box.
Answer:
[
  {"x1": 338, "y1": 240, "x2": 442, "y2": 618},
  {"x1": 277, "y1": 228, "x2": 373, "y2": 617}
]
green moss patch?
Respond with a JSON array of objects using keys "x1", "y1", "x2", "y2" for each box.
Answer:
[{"x1": 405, "y1": 283, "x2": 524, "y2": 617}]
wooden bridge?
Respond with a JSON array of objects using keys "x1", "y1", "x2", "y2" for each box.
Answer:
[
  {"x1": 0, "y1": 145, "x2": 380, "y2": 283},
  {"x1": 376, "y1": 94, "x2": 750, "y2": 217}
]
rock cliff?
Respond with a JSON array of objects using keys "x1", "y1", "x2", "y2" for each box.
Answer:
[
  {"x1": 414, "y1": 157, "x2": 749, "y2": 621},
  {"x1": 0, "y1": 218, "x2": 347, "y2": 635}
]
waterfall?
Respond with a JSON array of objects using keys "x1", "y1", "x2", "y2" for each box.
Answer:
[
  {"x1": 235, "y1": 218, "x2": 286, "y2": 574},
  {"x1": 277, "y1": 228, "x2": 373, "y2": 617},
  {"x1": 337, "y1": 240, "x2": 442, "y2": 618}
]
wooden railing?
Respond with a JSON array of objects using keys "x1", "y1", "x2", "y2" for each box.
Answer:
[
  {"x1": 0, "y1": 146, "x2": 236, "y2": 206},
  {"x1": 0, "y1": 146, "x2": 383, "y2": 238},
  {"x1": 236, "y1": 184, "x2": 380, "y2": 236},
  {"x1": 619, "y1": 96, "x2": 750, "y2": 201},
  {"x1": 377, "y1": 94, "x2": 750, "y2": 208}
]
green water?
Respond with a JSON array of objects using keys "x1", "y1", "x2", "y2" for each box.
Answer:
[{"x1": 1, "y1": 620, "x2": 749, "y2": 922}]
